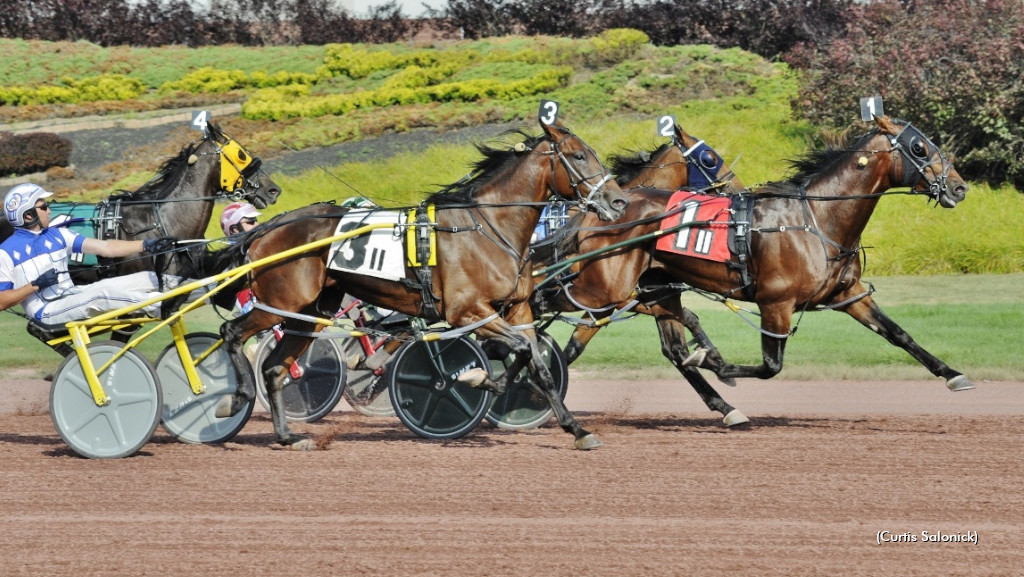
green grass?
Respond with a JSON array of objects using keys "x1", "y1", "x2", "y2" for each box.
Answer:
[
  {"x1": 546, "y1": 273, "x2": 1024, "y2": 381},
  {"x1": 3, "y1": 275, "x2": 1021, "y2": 381}
]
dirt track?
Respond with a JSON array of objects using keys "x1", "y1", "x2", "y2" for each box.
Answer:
[{"x1": 1, "y1": 375, "x2": 1021, "y2": 576}]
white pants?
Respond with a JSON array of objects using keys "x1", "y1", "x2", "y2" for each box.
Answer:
[{"x1": 37, "y1": 271, "x2": 184, "y2": 326}]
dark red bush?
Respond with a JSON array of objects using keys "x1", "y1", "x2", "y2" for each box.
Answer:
[{"x1": 0, "y1": 132, "x2": 73, "y2": 176}]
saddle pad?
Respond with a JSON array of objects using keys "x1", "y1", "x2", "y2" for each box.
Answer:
[
  {"x1": 655, "y1": 190, "x2": 732, "y2": 263},
  {"x1": 327, "y1": 210, "x2": 406, "y2": 280},
  {"x1": 49, "y1": 202, "x2": 100, "y2": 266}
]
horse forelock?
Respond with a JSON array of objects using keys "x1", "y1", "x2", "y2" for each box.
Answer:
[
  {"x1": 609, "y1": 142, "x2": 672, "y2": 185},
  {"x1": 426, "y1": 129, "x2": 547, "y2": 206}
]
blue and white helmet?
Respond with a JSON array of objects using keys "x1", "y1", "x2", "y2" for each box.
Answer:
[{"x1": 5, "y1": 183, "x2": 53, "y2": 227}]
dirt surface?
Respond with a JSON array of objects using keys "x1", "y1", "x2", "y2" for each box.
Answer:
[{"x1": 2, "y1": 372, "x2": 1021, "y2": 576}]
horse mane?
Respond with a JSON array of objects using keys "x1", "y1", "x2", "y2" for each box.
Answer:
[
  {"x1": 115, "y1": 122, "x2": 228, "y2": 201},
  {"x1": 785, "y1": 125, "x2": 882, "y2": 184},
  {"x1": 608, "y1": 142, "x2": 672, "y2": 186},
  {"x1": 426, "y1": 129, "x2": 550, "y2": 205}
]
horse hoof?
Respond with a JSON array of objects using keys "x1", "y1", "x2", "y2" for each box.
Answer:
[
  {"x1": 682, "y1": 348, "x2": 707, "y2": 367},
  {"x1": 723, "y1": 409, "x2": 750, "y2": 427},
  {"x1": 288, "y1": 438, "x2": 315, "y2": 451},
  {"x1": 719, "y1": 376, "x2": 738, "y2": 387},
  {"x1": 214, "y1": 395, "x2": 237, "y2": 418},
  {"x1": 574, "y1": 434, "x2": 603, "y2": 450},
  {"x1": 946, "y1": 375, "x2": 975, "y2": 392},
  {"x1": 456, "y1": 367, "x2": 489, "y2": 387}
]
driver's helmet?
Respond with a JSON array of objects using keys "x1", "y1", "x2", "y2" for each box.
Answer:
[
  {"x1": 220, "y1": 201, "x2": 261, "y2": 236},
  {"x1": 5, "y1": 183, "x2": 53, "y2": 227}
]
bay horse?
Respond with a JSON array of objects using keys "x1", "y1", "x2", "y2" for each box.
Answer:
[
  {"x1": 559, "y1": 116, "x2": 972, "y2": 401},
  {"x1": 210, "y1": 119, "x2": 629, "y2": 450},
  {"x1": 531, "y1": 123, "x2": 752, "y2": 424},
  {"x1": 660, "y1": 115, "x2": 972, "y2": 391}
]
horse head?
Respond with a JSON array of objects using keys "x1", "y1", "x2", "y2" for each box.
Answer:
[
  {"x1": 539, "y1": 120, "x2": 628, "y2": 221},
  {"x1": 873, "y1": 116, "x2": 967, "y2": 208},
  {"x1": 201, "y1": 123, "x2": 281, "y2": 209},
  {"x1": 609, "y1": 124, "x2": 744, "y2": 193}
]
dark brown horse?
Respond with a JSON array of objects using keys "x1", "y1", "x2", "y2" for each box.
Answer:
[
  {"x1": 550, "y1": 116, "x2": 973, "y2": 405},
  {"x1": 531, "y1": 123, "x2": 751, "y2": 425},
  {"x1": 211, "y1": 119, "x2": 628, "y2": 450},
  {"x1": 660, "y1": 116, "x2": 972, "y2": 391}
]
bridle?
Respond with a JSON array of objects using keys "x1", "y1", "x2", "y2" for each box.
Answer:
[
  {"x1": 887, "y1": 121, "x2": 955, "y2": 201},
  {"x1": 675, "y1": 136, "x2": 736, "y2": 191},
  {"x1": 544, "y1": 130, "x2": 616, "y2": 216},
  {"x1": 208, "y1": 135, "x2": 269, "y2": 203}
]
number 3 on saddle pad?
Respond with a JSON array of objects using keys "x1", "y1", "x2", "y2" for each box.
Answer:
[{"x1": 327, "y1": 210, "x2": 408, "y2": 280}]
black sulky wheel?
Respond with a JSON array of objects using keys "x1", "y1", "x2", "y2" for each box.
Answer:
[
  {"x1": 386, "y1": 335, "x2": 493, "y2": 440},
  {"x1": 485, "y1": 330, "x2": 569, "y2": 430},
  {"x1": 252, "y1": 331, "x2": 347, "y2": 423}
]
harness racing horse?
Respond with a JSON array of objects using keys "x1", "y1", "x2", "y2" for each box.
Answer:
[
  {"x1": 7, "y1": 123, "x2": 281, "y2": 353},
  {"x1": 647, "y1": 115, "x2": 973, "y2": 392},
  {"x1": 211, "y1": 119, "x2": 629, "y2": 450},
  {"x1": 1, "y1": 122, "x2": 281, "y2": 280},
  {"x1": 531, "y1": 122, "x2": 752, "y2": 425}
]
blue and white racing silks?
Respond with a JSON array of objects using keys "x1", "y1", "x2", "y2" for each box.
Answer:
[{"x1": 0, "y1": 227, "x2": 82, "y2": 319}]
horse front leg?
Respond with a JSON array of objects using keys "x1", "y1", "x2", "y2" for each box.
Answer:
[
  {"x1": 216, "y1": 315, "x2": 258, "y2": 419},
  {"x1": 840, "y1": 289, "x2": 974, "y2": 391},
  {"x1": 463, "y1": 318, "x2": 600, "y2": 449},
  {"x1": 564, "y1": 323, "x2": 602, "y2": 365},
  {"x1": 649, "y1": 300, "x2": 747, "y2": 426},
  {"x1": 261, "y1": 331, "x2": 317, "y2": 448}
]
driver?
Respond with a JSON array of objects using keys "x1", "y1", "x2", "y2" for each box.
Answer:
[{"x1": 0, "y1": 183, "x2": 181, "y2": 326}]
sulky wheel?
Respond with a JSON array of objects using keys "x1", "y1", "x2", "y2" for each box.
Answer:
[
  {"x1": 50, "y1": 340, "x2": 162, "y2": 459},
  {"x1": 485, "y1": 330, "x2": 568, "y2": 430},
  {"x1": 156, "y1": 332, "x2": 253, "y2": 444},
  {"x1": 341, "y1": 338, "x2": 396, "y2": 418},
  {"x1": 252, "y1": 331, "x2": 346, "y2": 423},
  {"x1": 387, "y1": 335, "x2": 493, "y2": 439}
]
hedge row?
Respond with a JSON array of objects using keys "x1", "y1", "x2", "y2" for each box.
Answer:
[{"x1": 0, "y1": 132, "x2": 72, "y2": 176}]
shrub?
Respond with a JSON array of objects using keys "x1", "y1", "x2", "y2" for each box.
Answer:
[
  {"x1": 786, "y1": 0, "x2": 1024, "y2": 191},
  {"x1": 0, "y1": 132, "x2": 72, "y2": 176}
]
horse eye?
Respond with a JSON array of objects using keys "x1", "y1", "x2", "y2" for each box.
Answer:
[
  {"x1": 574, "y1": 151, "x2": 586, "y2": 161},
  {"x1": 238, "y1": 150, "x2": 248, "y2": 162},
  {"x1": 909, "y1": 137, "x2": 927, "y2": 158},
  {"x1": 699, "y1": 150, "x2": 718, "y2": 170}
]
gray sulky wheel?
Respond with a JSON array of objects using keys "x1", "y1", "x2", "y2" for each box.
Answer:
[
  {"x1": 252, "y1": 331, "x2": 347, "y2": 423},
  {"x1": 341, "y1": 338, "x2": 396, "y2": 418},
  {"x1": 387, "y1": 335, "x2": 493, "y2": 440},
  {"x1": 485, "y1": 330, "x2": 568, "y2": 430},
  {"x1": 50, "y1": 340, "x2": 162, "y2": 459},
  {"x1": 156, "y1": 332, "x2": 252, "y2": 444}
]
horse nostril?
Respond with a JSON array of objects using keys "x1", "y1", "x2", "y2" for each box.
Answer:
[
  {"x1": 612, "y1": 198, "x2": 629, "y2": 211},
  {"x1": 954, "y1": 184, "x2": 968, "y2": 198}
]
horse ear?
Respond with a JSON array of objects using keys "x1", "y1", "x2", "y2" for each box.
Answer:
[
  {"x1": 673, "y1": 123, "x2": 691, "y2": 143},
  {"x1": 188, "y1": 154, "x2": 199, "y2": 165},
  {"x1": 873, "y1": 115, "x2": 898, "y2": 134}
]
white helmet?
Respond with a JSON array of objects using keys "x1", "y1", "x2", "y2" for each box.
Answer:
[
  {"x1": 5, "y1": 183, "x2": 54, "y2": 227},
  {"x1": 220, "y1": 201, "x2": 261, "y2": 236}
]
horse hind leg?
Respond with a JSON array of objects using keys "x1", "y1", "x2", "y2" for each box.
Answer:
[
  {"x1": 261, "y1": 332, "x2": 317, "y2": 449},
  {"x1": 651, "y1": 304, "x2": 748, "y2": 426}
]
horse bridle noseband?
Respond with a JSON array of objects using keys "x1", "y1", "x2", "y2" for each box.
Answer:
[
  {"x1": 888, "y1": 121, "x2": 954, "y2": 201},
  {"x1": 545, "y1": 132, "x2": 615, "y2": 215}
]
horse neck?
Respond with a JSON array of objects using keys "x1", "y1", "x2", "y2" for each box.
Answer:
[
  {"x1": 623, "y1": 150, "x2": 687, "y2": 190},
  {"x1": 802, "y1": 153, "x2": 894, "y2": 247},
  {"x1": 470, "y1": 162, "x2": 552, "y2": 251},
  {"x1": 152, "y1": 144, "x2": 219, "y2": 240}
]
